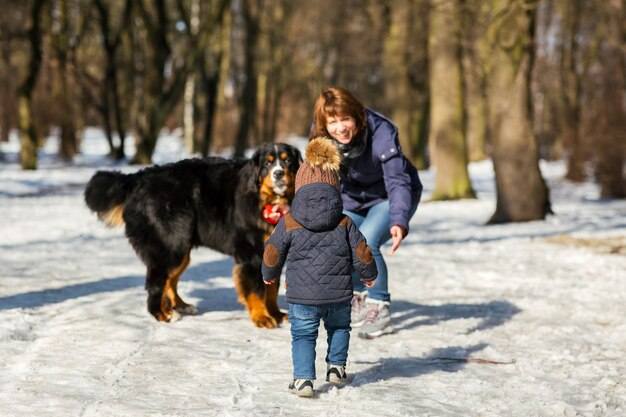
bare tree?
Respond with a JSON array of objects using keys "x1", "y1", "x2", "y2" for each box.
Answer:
[
  {"x1": 233, "y1": 0, "x2": 261, "y2": 157},
  {"x1": 428, "y1": 0, "x2": 476, "y2": 200},
  {"x1": 558, "y1": 0, "x2": 585, "y2": 181},
  {"x1": 257, "y1": 0, "x2": 293, "y2": 143},
  {"x1": 50, "y1": 0, "x2": 91, "y2": 160},
  {"x1": 17, "y1": 0, "x2": 47, "y2": 170},
  {"x1": 92, "y1": 0, "x2": 132, "y2": 160},
  {"x1": 0, "y1": 1, "x2": 28, "y2": 145},
  {"x1": 463, "y1": 0, "x2": 490, "y2": 162},
  {"x1": 593, "y1": 0, "x2": 626, "y2": 198},
  {"x1": 383, "y1": 0, "x2": 431, "y2": 169},
  {"x1": 486, "y1": 0, "x2": 551, "y2": 223}
]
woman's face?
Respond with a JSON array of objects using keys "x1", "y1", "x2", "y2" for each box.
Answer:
[{"x1": 326, "y1": 114, "x2": 357, "y2": 145}]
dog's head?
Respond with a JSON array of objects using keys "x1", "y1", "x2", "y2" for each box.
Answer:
[{"x1": 250, "y1": 142, "x2": 302, "y2": 207}]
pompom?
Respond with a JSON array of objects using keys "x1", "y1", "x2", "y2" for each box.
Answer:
[{"x1": 305, "y1": 136, "x2": 342, "y2": 172}]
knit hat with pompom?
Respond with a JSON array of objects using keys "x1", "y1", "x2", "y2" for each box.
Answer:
[{"x1": 295, "y1": 136, "x2": 342, "y2": 191}]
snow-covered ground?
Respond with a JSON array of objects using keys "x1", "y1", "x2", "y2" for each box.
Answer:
[{"x1": 1, "y1": 130, "x2": 624, "y2": 417}]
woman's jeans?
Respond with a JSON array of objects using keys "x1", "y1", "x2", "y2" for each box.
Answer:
[
  {"x1": 289, "y1": 301, "x2": 351, "y2": 380},
  {"x1": 345, "y1": 199, "x2": 419, "y2": 302}
]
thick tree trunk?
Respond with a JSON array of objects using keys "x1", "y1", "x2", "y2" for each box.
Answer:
[
  {"x1": 429, "y1": 0, "x2": 476, "y2": 200},
  {"x1": 487, "y1": 0, "x2": 551, "y2": 223}
]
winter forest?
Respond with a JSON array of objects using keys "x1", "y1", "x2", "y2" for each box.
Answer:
[
  {"x1": 1, "y1": 1, "x2": 626, "y2": 415},
  {"x1": 1, "y1": 0, "x2": 624, "y2": 218}
]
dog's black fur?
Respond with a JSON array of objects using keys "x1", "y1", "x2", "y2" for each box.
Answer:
[{"x1": 84, "y1": 142, "x2": 301, "y2": 326}]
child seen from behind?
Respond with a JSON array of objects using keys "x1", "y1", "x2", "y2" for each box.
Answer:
[{"x1": 262, "y1": 137, "x2": 378, "y2": 397}]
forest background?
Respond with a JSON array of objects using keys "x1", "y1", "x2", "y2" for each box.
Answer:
[{"x1": 0, "y1": 0, "x2": 624, "y2": 224}]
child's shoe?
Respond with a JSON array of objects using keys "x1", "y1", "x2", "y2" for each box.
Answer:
[
  {"x1": 326, "y1": 364, "x2": 347, "y2": 384},
  {"x1": 288, "y1": 379, "x2": 314, "y2": 397}
]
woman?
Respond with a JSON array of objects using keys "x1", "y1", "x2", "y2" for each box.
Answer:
[{"x1": 310, "y1": 86, "x2": 422, "y2": 339}]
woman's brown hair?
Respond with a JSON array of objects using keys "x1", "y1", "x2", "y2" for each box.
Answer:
[{"x1": 310, "y1": 87, "x2": 367, "y2": 139}]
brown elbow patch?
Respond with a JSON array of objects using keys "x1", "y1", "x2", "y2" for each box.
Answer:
[
  {"x1": 356, "y1": 241, "x2": 374, "y2": 264},
  {"x1": 339, "y1": 216, "x2": 350, "y2": 228},
  {"x1": 284, "y1": 214, "x2": 303, "y2": 232},
  {"x1": 264, "y1": 243, "x2": 280, "y2": 268}
]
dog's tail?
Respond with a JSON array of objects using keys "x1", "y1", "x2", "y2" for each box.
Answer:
[{"x1": 84, "y1": 170, "x2": 133, "y2": 227}]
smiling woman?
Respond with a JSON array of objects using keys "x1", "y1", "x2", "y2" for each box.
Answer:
[{"x1": 310, "y1": 86, "x2": 423, "y2": 339}]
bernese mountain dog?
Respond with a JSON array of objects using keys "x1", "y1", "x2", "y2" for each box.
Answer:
[{"x1": 84, "y1": 142, "x2": 302, "y2": 327}]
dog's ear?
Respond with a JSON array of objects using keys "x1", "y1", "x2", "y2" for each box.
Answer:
[{"x1": 243, "y1": 148, "x2": 263, "y2": 191}]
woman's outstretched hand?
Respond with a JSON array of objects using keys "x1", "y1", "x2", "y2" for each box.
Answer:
[{"x1": 388, "y1": 225, "x2": 406, "y2": 255}]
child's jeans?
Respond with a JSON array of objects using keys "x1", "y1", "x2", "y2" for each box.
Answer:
[{"x1": 288, "y1": 300, "x2": 351, "y2": 380}]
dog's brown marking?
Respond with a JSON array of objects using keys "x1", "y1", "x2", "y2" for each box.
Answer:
[
  {"x1": 159, "y1": 252, "x2": 196, "y2": 321},
  {"x1": 233, "y1": 263, "x2": 284, "y2": 328},
  {"x1": 264, "y1": 280, "x2": 288, "y2": 323},
  {"x1": 101, "y1": 204, "x2": 125, "y2": 228}
]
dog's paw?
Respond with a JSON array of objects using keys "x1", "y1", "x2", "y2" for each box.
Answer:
[
  {"x1": 175, "y1": 304, "x2": 198, "y2": 316},
  {"x1": 168, "y1": 310, "x2": 182, "y2": 322},
  {"x1": 271, "y1": 310, "x2": 288, "y2": 323},
  {"x1": 252, "y1": 312, "x2": 279, "y2": 328},
  {"x1": 152, "y1": 308, "x2": 181, "y2": 322}
]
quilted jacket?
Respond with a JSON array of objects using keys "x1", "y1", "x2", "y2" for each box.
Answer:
[
  {"x1": 262, "y1": 182, "x2": 378, "y2": 305},
  {"x1": 338, "y1": 109, "x2": 423, "y2": 234}
]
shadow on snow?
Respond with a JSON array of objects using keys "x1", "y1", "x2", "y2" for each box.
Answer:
[
  {"x1": 344, "y1": 343, "x2": 496, "y2": 389},
  {"x1": 0, "y1": 257, "x2": 242, "y2": 312}
]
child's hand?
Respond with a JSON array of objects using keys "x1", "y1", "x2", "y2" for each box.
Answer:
[
  {"x1": 263, "y1": 278, "x2": 277, "y2": 285},
  {"x1": 363, "y1": 279, "x2": 376, "y2": 288}
]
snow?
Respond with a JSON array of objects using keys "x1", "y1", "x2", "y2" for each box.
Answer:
[{"x1": 1, "y1": 130, "x2": 625, "y2": 417}]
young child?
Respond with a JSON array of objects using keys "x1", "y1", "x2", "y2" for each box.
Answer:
[{"x1": 262, "y1": 136, "x2": 378, "y2": 397}]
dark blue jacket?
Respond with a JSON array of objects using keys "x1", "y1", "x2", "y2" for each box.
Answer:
[
  {"x1": 339, "y1": 109, "x2": 423, "y2": 234},
  {"x1": 262, "y1": 182, "x2": 378, "y2": 305}
]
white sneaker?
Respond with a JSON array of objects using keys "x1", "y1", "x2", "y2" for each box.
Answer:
[
  {"x1": 288, "y1": 379, "x2": 314, "y2": 397},
  {"x1": 326, "y1": 364, "x2": 347, "y2": 384},
  {"x1": 358, "y1": 301, "x2": 393, "y2": 339},
  {"x1": 351, "y1": 291, "x2": 368, "y2": 327}
]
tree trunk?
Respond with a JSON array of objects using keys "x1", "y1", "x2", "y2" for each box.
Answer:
[
  {"x1": 487, "y1": 0, "x2": 551, "y2": 223},
  {"x1": 463, "y1": 0, "x2": 490, "y2": 162},
  {"x1": 594, "y1": 0, "x2": 626, "y2": 198},
  {"x1": 56, "y1": 0, "x2": 78, "y2": 161},
  {"x1": 559, "y1": 0, "x2": 586, "y2": 182},
  {"x1": 18, "y1": 0, "x2": 46, "y2": 170},
  {"x1": 93, "y1": 0, "x2": 131, "y2": 160},
  {"x1": 1, "y1": 36, "x2": 13, "y2": 143},
  {"x1": 234, "y1": 0, "x2": 261, "y2": 157},
  {"x1": 259, "y1": 1, "x2": 291, "y2": 144},
  {"x1": 183, "y1": 0, "x2": 200, "y2": 154},
  {"x1": 197, "y1": 56, "x2": 221, "y2": 157},
  {"x1": 429, "y1": 0, "x2": 476, "y2": 200},
  {"x1": 195, "y1": 0, "x2": 229, "y2": 156},
  {"x1": 383, "y1": 0, "x2": 430, "y2": 170}
]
